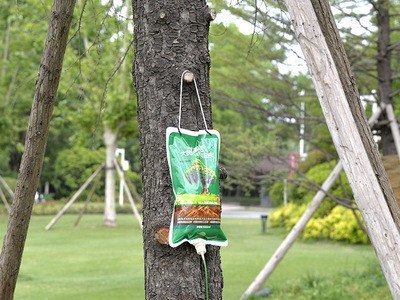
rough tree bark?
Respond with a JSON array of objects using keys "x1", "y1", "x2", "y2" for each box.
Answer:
[
  {"x1": 132, "y1": 1, "x2": 223, "y2": 299},
  {"x1": 0, "y1": 1, "x2": 76, "y2": 299},
  {"x1": 103, "y1": 126, "x2": 117, "y2": 226}
]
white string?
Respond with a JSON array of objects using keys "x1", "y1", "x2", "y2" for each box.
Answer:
[{"x1": 178, "y1": 70, "x2": 209, "y2": 132}]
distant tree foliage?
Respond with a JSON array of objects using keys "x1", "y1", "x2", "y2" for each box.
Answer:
[{"x1": 1, "y1": 0, "x2": 399, "y2": 203}]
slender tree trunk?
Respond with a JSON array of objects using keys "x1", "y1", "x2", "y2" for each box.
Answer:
[
  {"x1": 103, "y1": 126, "x2": 117, "y2": 226},
  {"x1": 0, "y1": 1, "x2": 76, "y2": 299},
  {"x1": 132, "y1": 1, "x2": 223, "y2": 299},
  {"x1": 376, "y1": 0, "x2": 396, "y2": 155}
]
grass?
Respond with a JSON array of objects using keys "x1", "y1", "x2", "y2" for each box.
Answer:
[
  {"x1": 0, "y1": 214, "x2": 391, "y2": 299},
  {"x1": 221, "y1": 219, "x2": 390, "y2": 299}
]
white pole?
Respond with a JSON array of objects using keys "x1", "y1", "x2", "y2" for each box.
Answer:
[
  {"x1": 241, "y1": 101, "x2": 384, "y2": 299},
  {"x1": 283, "y1": 178, "x2": 287, "y2": 207},
  {"x1": 299, "y1": 101, "x2": 306, "y2": 160},
  {"x1": 44, "y1": 181, "x2": 49, "y2": 195},
  {"x1": 119, "y1": 179, "x2": 124, "y2": 206},
  {"x1": 385, "y1": 104, "x2": 400, "y2": 161},
  {"x1": 282, "y1": 0, "x2": 400, "y2": 297},
  {"x1": 114, "y1": 158, "x2": 143, "y2": 229},
  {"x1": 0, "y1": 176, "x2": 14, "y2": 199},
  {"x1": 240, "y1": 162, "x2": 343, "y2": 299},
  {"x1": 115, "y1": 148, "x2": 126, "y2": 206},
  {"x1": 45, "y1": 164, "x2": 104, "y2": 230}
]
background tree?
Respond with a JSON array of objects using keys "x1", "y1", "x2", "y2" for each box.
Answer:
[
  {"x1": 331, "y1": 0, "x2": 400, "y2": 155},
  {"x1": 52, "y1": 0, "x2": 138, "y2": 225},
  {"x1": 208, "y1": 19, "x2": 319, "y2": 198},
  {"x1": 132, "y1": 1, "x2": 224, "y2": 298},
  {"x1": 211, "y1": 0, "x2": 400, "y2": 209},
  {"x1": 0, "y1": 1, "x2": 51, "y2": 175}
]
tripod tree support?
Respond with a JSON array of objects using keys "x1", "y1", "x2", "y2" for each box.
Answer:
[
  {"x1": 0, "y1": 176, "x2": 14, "y2": 200},
  {"x1": 241, "y1": 98, "x2": 386, "y2": 299},
  {"x1": 45, "y1": 160, "x2": 143, "y2": 230},
  {"x1": 0, "y1": 187, "x2": 11, "y2": 213},
  {"x1": 74, "y1": 172, "x2": 103, "y2": 227},
  {"x1": 113, "y1": 159, "x2": 143, "y2": 229},
  {"x1": 258, "y1": 0, "x2": 400, "y2": 298},
  {"x1": 241, "y1": 161, "x2": 343, "y2": 299},
  {"x1": 385, "y1": 103, "x2": 400, "y2": 160},
  {"x1": 45, "y1": 164, "x2": 105, "y2": 230}
]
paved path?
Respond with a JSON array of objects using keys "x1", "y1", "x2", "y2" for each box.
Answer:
[{"x1": 221, "y1": 204, "x2": 269, "y2": 219}]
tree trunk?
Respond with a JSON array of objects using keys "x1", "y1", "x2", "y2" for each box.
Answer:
[
  {"x1": 286, "y1": 0, "x2": 400, "y2": 297},
  {"x1": 0, "y1": 1, "x2": 76, "y2": 299},
  {"x1": 103, "y1": 126, "x2": 117, "y2": 226},
  {"x1": 132, "y1": 1, "x2": 223, "y2": 299},
  {"x1": 376, "y1": 0, "x2": 396, "y2": 155}
]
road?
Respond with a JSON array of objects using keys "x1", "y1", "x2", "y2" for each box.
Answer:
[{"x1": 221, "y1": 203, "x2": 269, "y2": 219}]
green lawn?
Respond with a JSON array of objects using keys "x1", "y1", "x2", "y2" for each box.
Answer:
[{"x1": 0, "y1": 214, "x2": 391, "y2": 299}]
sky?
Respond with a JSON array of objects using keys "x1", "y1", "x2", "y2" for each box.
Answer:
[
  {"x1": 103, "y1": 0, "x2": 375, "y2": 77},
  {"x1": 214, "y1": 3, "x2": 374, "y2": 75}
]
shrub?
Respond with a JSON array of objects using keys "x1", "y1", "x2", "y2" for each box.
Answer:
[
  {"x1": 268, "y1": 181, "x2": 284, "y2": 207},
  {"x1": 298, "y1": 149, "x2": 328, "y2": 173},
  {"x1": 297, "y1": 161, "x2": 340, "y2": 204},
  {"x1": 269, "y1": 202, "x2": 306, "y2": 229},
  {"x1": 31, "y1": 200, "x2": 142, "y2": 215},
  {"x1": 270, "y1": 203, "x2": 369, "y2": 244},
  {"x1": 303, "y1": 206, "x2": 369, "y2": 244},
  {"x1": 269, "y1": 159, "x2": 353, "y2": 208}
]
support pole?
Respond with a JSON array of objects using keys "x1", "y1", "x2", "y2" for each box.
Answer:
[
  {"x1": 114, "y1": 159, "x2": 143, "y2": 229},
  {"x1": 241, "y1": 104, "x2": 383, "y2": 299},
  {"x1": 240, "y1": 162, "x2": 343, "y2": 299},
  {"x1": 45, "y1": 164, "x2": 104, "y2": 230},
  {"x1": 124, "y1": 173, "x2": 142, "y2": 205},
  {"x1": 385, "y1": 103, "x2": 400, "y2": 161},
  {"x1": 0, "y1": 187, "x2": 11, "y2": 214},
  {"x1": 283, "y1": 179, "x2": 287, "y2": 207},
  {"x1": 74, "y1": 172, "x2": 102, "y2": 227},
  {"x1": 283, "y1": 0, "x2": 400, "y2": 297},
  {"x1": 0, "y1": 176, "x2": 14, "y2": 200}
]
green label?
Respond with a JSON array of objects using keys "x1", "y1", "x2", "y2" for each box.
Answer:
[{"x1": 168, "y1": 131, "x2": 220, "y2": 196}]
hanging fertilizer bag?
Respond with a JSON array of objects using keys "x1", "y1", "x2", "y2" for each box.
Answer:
[{"x1": 167, "y1": 71, "x2": 228, "y2": 256}]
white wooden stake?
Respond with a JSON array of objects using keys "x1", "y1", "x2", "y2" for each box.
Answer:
[
  {"x1": 240, "y1": 161, "x2": 343, "y2": 299},
  {"x1": 283, "y1": 0, "x2": 400, "y2": 297},
  {"x1": 45, "y1": 164, "x2": 105, "y2": 230},
  {"x1": 113, "y1": 159, "x2": 143, "y2": 229},
  {"x1": 241, "y1": 107, "x2": 384, "y2": 299},
  {"x1": 386, "y1": 103, "x2": 400, "y2": 161},
  {"x1": 0, "y1": 187, "x2": 11, "y2": 213},
  {"x1": 283, "y1": 178, "x2": 287, "y2": 207},
  {"x1": 0, "y1": 176, "x2": 14, "y2": 200}
]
